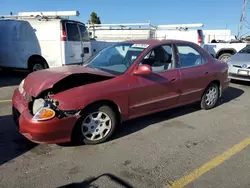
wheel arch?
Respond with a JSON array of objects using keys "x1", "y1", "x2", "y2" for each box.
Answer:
[
  {"x1": 80, "y1": 100, "x2": 122, "y2": 124},
  {"x1": 27, "y1": 55, "x2": 49, "y2": 70},
  {"x1": 202, "y1": 80, "x2": 221, "y2": 99},
  {"x1": 216, "y1": 48, "x2": 236, "y2": 58},
  {"x1": 70, "y1": 99, "x2": 122, "y2": 143}
]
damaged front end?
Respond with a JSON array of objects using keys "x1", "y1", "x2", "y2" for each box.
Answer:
[
  {"x1": 25, "y1": 73, "x2": 114, "y2": 121},
  {"x1": 29, "y1": 97, "x2": 78, "y2": 122}
]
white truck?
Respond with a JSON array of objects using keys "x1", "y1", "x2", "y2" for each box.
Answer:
[
  {"x1": 87, "y1": 23, "x2": 205, "y2": 46},
  {"x1": 203, "y1": 39, "x2": 249, "y2": 62},
  {"x1": 0, "y1": 11, "x2": 108, "y2": 72}
]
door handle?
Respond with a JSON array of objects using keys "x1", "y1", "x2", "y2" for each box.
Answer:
[
  {"x1": 205, "y1": 71, "x2": 209, "y2": 75},
  {"x1": 170, "y1": 77, "x2": 177, "y2": 82},
  {"x1": 70, "y1": 54, "x2": 75, "y2": 57}
]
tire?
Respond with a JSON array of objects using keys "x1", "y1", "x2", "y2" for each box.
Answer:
[
  {"x1": 201, "y1": 83, "x2": 219, "y2": 110},
  {"x1": 218, "y1": 53, "x2": 232, "y2": 63},
  {"x1": 72, "y1": 104, "x2": 118, "y2": 145},
  {"x1": 29, "y1": 58, "x2": 47, "y2": 72}
]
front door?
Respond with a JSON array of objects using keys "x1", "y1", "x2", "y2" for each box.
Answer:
[
  {"x1": 65, "y1": 22, "x2": 83, "y2": 65},
  {"x1": 129, "y1": 44, "x2": 181, "y2": 118},
  {"x1": 175, "y1": 43, "x2": 210, "y2": 104}
]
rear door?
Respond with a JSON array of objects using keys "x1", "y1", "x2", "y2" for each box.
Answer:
[
  {"x1": 175, "y1": 43, "x2": 209, "y2": 104},
  {"x1": 78, "y1": 23, "x2": 92, "y2": 61},
  {"x1": 65, "y1": 22, "x2": 82, "y2": 65}
]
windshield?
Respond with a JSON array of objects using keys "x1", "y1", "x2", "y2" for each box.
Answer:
[
  {"x1": 238, "y1": 45, "x2": 250, "y2": 54},
  {"x1": 83, "y1": 43, "x2": 149, "y2": 75}
]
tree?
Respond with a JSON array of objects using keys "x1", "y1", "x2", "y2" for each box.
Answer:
[{"x1": 88, "y1": 12, "x2": 101, "y2": 24}]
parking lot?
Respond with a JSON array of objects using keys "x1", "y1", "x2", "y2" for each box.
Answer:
[{"x1": 0, "y1": 71, "x2": 250, "y2": 188}]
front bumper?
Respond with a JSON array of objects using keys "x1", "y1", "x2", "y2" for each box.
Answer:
[
  {"x1": 12, "y1": 89, "x2": 79, "y2": 144},
  {"x1": 228, "y1": 65, "x2": 250, "y2": 81}
]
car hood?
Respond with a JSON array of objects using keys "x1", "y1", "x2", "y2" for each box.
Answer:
[
  {"x1": 23, "y1": 65, "x2": 115, "y2": 97},
  {"x1": 229, "y1": 53, "x2": 250, "y2": 65}
]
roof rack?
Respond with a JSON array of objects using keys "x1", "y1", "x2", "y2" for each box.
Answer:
[
  {"x1": 0, "y1": 11, "x2": 79, "y2": 20},
  {"x1": 157, "y1": 23, "x2": 204, "y2": 31},
  {"x1": 86, "y1": 22, "x2": 204, "y2": 31},
  {"x1": 86, "y1": 22, "x2": 157, "y2": 30}
]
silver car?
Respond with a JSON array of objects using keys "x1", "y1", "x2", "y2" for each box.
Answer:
[{"x1": 227, "y1": 45, "x2": 250, "y2": 81}]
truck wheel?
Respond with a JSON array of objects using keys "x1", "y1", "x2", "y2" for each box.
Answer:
[{"x1": 218, "y1": 53, "x2": 232, "y2": 63}]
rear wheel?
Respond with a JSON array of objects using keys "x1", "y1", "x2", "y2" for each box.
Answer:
[
  {"x1": 201, "y1": 83, "x2": 219, "y2": 110},
  {"x1": 72, "y1": 104, "x2": 117, "y2": 145}
]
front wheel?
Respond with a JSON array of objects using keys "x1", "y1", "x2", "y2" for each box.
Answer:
[
  {"x1": 201, "y1": 83, "x2": 219, "y2": 110},
  {"x1": 72, "y1": 104, "x2": 117, "y2": 145}
]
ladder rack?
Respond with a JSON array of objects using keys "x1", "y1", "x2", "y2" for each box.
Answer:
[
  {"x1": 0, "y1": 11, "x2": 79, "y2": 20},
  {"x1": 86, "y1": 22, "x2": 157, "y2": 30},
  {"x1": 86, "y1": 22, "x2": 204, "y2": 31}
]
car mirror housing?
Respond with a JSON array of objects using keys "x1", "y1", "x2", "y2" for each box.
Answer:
[{"x1": 133, "y1": 64, "x2": 152, "y2": 75}]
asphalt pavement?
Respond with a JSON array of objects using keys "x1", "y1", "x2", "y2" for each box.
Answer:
[{"x1": 0, "y1": 71, "x2": 250, "y2": 188}]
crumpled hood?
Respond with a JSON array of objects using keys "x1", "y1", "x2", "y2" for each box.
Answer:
[{"x1": 23, "y1": 65, "x2": 115, "y2": 97}]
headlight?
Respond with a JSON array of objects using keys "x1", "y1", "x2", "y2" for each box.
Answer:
[
  {"x1": 33, "y1": 107, "x2": 55, "y2": 121},
  {"x1": 18, "y1": 79, "x2": 25, "y2": 94}
]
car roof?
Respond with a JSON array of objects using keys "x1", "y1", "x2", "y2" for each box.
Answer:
[{"x1": 122, "y1": 39, "x2": 196, "y2": 46}]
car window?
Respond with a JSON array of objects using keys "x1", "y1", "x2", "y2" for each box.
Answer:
[
  {"x1": 176, "y1": 44, "x2": 206, "y2": 68},
  {"x1": 141, "y1": 44, "x2": 174, "y2": 72},
  {"x1": 66, "y1": 23, "x2": 80, "y2": 41},
  {"x1": 84, "y1": 43, "x2": 147, "y2": 75},
  {"x1": 239, "y1": 45, "x2": 250, "y2": 53},
  {"x1": 78, "y1": 24, "x2": 90, "y2": 42}
]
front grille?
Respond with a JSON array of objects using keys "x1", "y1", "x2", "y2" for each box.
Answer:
[
  {"x1": 12, "y1": 107, "x2": 20, "y2": 130},
  {"x1": 232, "y1": 65, "x2": 250, "y2": 69},
  {"x1": 229, "y1": 73, "x2": 250, "y2": 79}
]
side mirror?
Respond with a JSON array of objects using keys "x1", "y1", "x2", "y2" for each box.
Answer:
[{"x1": 133, "y1": 64, "x2": 152, "y2": 75}]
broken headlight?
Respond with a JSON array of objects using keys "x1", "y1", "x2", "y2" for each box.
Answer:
[{"x1": 33, "y1": 107, "x2": 56, "y2": 121}]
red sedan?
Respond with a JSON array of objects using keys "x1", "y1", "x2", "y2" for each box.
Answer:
[{"x1": 12, "y1": 40, "x2": 230, "y2": 145}]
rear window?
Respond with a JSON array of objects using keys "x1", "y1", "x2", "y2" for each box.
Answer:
[{"x1": 198, "y1": 29, "x2": 203, "y2": 37}]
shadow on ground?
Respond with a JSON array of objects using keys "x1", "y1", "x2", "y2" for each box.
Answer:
[
  {"x1": 230, "y1": 79, "x2": 250, "y2": 86},
  {"x1": 60, "y1": 85, "x2": 244, "y2": 147},
  {"x1": 58, "y1": 173, "x2": 134, "y2": 188},
  {"x1": 113, "y1": 86, "x2": 244, "y2": 140},
  {"x1": 0, "y1": 70, "x2": 28, "y2": 88},
  {"x1": 0, "y1": 115, "x2": 37, "y2": 165}
]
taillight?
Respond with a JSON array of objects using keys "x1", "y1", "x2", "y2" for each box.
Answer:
[
  {"x1": 198, "y1": 35, "x2": 202, "y2": 44},
  {"x1": 61, "y1": 30, "x2": 66, "y2": 41}
]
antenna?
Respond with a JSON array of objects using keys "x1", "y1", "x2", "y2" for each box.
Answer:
[{"x1": 237, "y1": 0, "x2": 250, "y2": 39}]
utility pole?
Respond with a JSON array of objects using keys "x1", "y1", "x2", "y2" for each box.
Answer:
[{"x1": 237, "y1": 0, "x2": 250, "y2": 39}]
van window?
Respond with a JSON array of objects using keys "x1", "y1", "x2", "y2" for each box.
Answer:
[
  {"x1": 66, "y1": 23, "x2": 80, "y2": 41},
  {"x1": 78, "y1": 25, "x2": 90, "y2": 42}
]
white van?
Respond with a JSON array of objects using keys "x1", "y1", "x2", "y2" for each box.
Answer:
[
  {"x1": 155, "y1": 29, "x2": 204, "y2": 46},
  {"x1": 0, "y1": 11, "x2": 92, "y2": 71}
]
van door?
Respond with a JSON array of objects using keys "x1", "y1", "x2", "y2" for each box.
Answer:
[
  {"x1": 78, "y1": 24, "x2": 92, "y2": 61},
  {"x1": 65, "y1": 22, "x2": 82, "y2": 65}
]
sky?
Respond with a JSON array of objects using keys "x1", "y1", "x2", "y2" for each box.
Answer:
[{"x1": 0, "y1": 0, "x2": 246, "y2": 35}]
